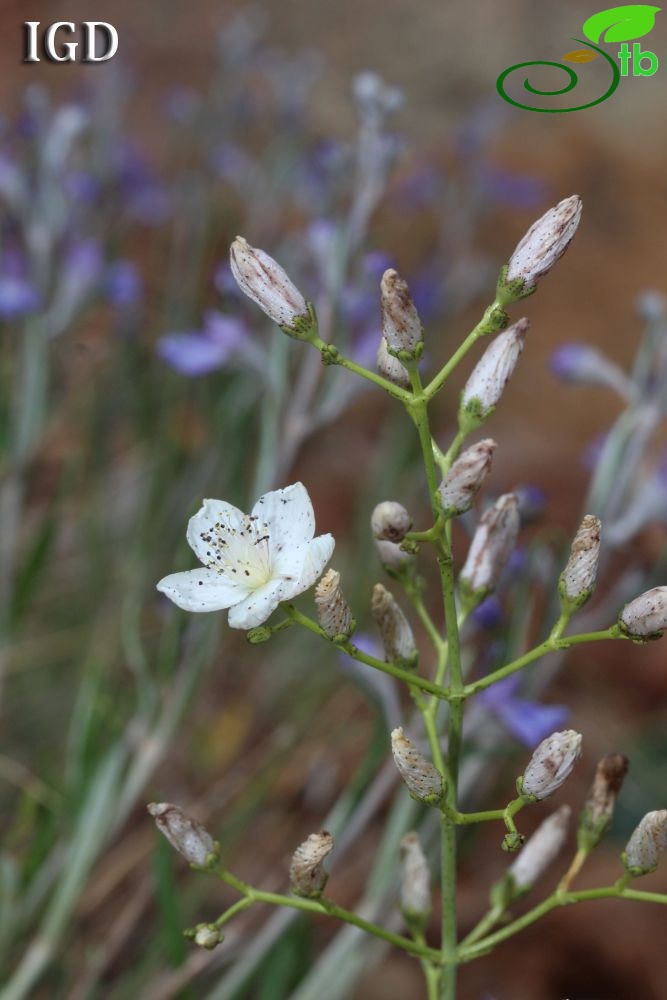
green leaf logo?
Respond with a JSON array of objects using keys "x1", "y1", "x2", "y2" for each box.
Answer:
[{"x1": 582, "y1": 5, "x2": 661, "y2": 43}]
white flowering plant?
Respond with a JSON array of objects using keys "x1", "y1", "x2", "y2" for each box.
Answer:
[{"x1": 151, "y1": 198, "x2": 667, "y2": 999}]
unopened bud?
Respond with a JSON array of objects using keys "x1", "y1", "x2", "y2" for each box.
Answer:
[
  {"x1": 619, "y1": 586, "x2": 667, "y2": 639},
  {"x1": 502, "y1": 195, "x2": 582, "y2": 299},
  {"x1": 380, "y1": 269, "x2": 423, "y2": 358},
  {"x1": 314, "y1": 569, "x2": 354, "y2": 639},
  {"x1": 459, "y1": 320, "x2": 528, "y2": 428},
  {"x1": 438, "y1": 439, "x2": 496, "y2": 516},
  {"x1": 372, "y1": 584, "x2": 417, "y2": 665},
  {"x1": 377, "y1": 336, "x2": 410, "y2": 388},
  {"x1": 374, "y1": 539, "x2": 413, "y2": 576},
  {"x1": 520, "y1": 730, "x2": 583, "y2": 801},
  {"x1": 194, "y1": 924, "x2": 223, "y2": 949},
  {"x1": 622, "y1": 810, "x2": 667, "y2": 876},
  {"x1": 147, "y1": 803, "x2": 216, "y2": 866},
  {"x1": 399, "y1": 831, "x2": 431, "y2": 924},
  {"x1": 371, "y1": 501, "x2": 412, "y2": 542},
  {"x1": 289, "y1": 831, "x2": 334, "y2": 897},
  {"x1": 559, "y1": 514, "x2": 601, "y2": 611},
  {"x1": 460, "y1": 493, "x2": 520, "y2": 604},
  {"x1": 578, "y1": 753, "x2": 628, "y2": 852},
  {"x1": 229, "y1": 237, "x2": 310, "y2": 334},
  {"x1": 506, "y1": 806, "x2": 571, "y2": 896},
  {"x1": 391, "y1": 727, "x2": 444, "y2": 804}
]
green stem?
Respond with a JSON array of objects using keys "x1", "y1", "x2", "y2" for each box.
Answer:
[
  {"x1": 310, "y1": 334, "x2": 412, "y2": 403},
  {"x1": 423, "y1": 300, "x2": 504, "y2": 401},
  {"x1": 405, "y1": 362, "x2": 463, "y2": 998},
  {"x1": 281, "y1": 602, "x2": 450, "y2": 700},
  {"x1": 462, "y1": 626, "x2": 622, "y2": 697},
  {"x1": 460, "y1": 882, "x2": 667, "y2": 962},
  {"x1": 212, "y1": 868, "x2": 441, "y2": 962}
]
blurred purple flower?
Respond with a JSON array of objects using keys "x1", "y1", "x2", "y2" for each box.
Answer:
[
  {"x1": 478, "y1": 675, "x2": 569, "y2": 747},
  {"x1": 64, "y1": 170, "x2": 100, "y2": 204},
  {"x1": 479, "y1": 166, "x2": 544, "y2": 210},
  {"x1": 117, "y1": 145, "x2": 170, "y2": 225},
  {"x1": 515, "y1": 484, "x2": 546, "y2": 522},
  {"x1": 105, "y1": 260, "x2": 142, "y2": 309},
  {"x1": 0, "y1": 251, "x2": 40, "y2": 319},
  {"x1": 471, "y1": 595, "x2": 503, "y2": 630},
  {"x1": 157, "y1": 310, "x2": 248, "y2": 377}
]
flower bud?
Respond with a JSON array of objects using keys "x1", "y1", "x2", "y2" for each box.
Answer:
[
  {"x1": 314, "y1": 568, "x2": 354, "y2": 639},
  {"x1": 507, "y1": 806, "x2": 571, "y2": 895},
  {"x1": 289, "y1": 831, "x2": 334, "y2": 897},
  {"x1": 147, "y1": 803, "x2": 216, "y2": 866},
  {"x1": 559, "y1": 514, "x2": 601, "y2": 611},
  {"x1": 377, "y1": 336, "x2": 410, "y2": 388},
  {"x1": 374, "y1": 538, "x2": 413, "y2": 575},
  {"x1": 619, "y1": 586, "x2": 667, "y2": 638},
  {"x1": 380, "y1": 269, "x2": 423, "y2": 358},
  {"x1": 391, "y1": 727, "x2": 444, "y2": 804},
  {"x1": 578, "y1": 753, "x2": 628, "y2": 852},
  {"x1": 399, "y1": 832, "x2": 431, "y2": 924},
  {"x1": 521, "y1": 730, "x2": 583, "y2": 801},
  {"x1": 372, "y1": 584, "x2": 417, "y2": 664},
  {"x1": 623, "y1": 810, "x2": 667, "y2": 876},
  {"x1": 460, "y1": 493, "x2": 520, "y2": 603},
  {"x1": 371, "y1": 501, "x2": 412, "y2": 542},
  {"x1": 229, "y1": 237, "x2": 309, "y2": 334},
  {"x1": 438, "y1": 439, "x2": 496, "y2": 516},
  {"x1": 459, "y1": 320, "x2": 528, "y2": 427},
  {"x1": 503, "y1": 195, "x2": 582, "y2": 298},
  {"x1": 194, "y1": 924, "x2": 223, "y2": 949}
]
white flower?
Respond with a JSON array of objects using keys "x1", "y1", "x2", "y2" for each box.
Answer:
[{"x1": 157, "y1": 482, "x2": 335, "y2": 629}]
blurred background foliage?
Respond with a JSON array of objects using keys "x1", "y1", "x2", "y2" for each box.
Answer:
[{"x1": 1, "y1": 3, "x2": 667, "y2": 998}]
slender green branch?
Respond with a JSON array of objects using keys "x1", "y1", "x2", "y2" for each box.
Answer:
[
  {"x1": 423, "y1": 299, "x2": 505, "y2": 400},
  {"x1": 462, "y1": 626, "x2": 623, "y2": 698},
  {"x1": 310, "y1": 334, "x2": 412, "y2": 402},
  {"x1": 210, "y1": 867, "x2": 442, "y2": 962},
  {"x1": 460, "y1": 882, "x2": 667, "y2": 962},
  {"x1": 281, "y1": 602, "x2": 450, "y2": 701}
]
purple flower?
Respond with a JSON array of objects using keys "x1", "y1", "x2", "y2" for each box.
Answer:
[
  {"x1": 480, "y1": 166, "x2": 544, "y2": 210},
  {"x1": 157, "y1": 310, "x2": 248, "y2": 377},
  {"x1": 478, "y1": 676, "x2": 569, "y2": 747},
  {"x1": 64, "y1": 170, "x2": 100, "y2": 204},
  {"x1": 0, "y1": 251, "x2": 40, "y2": 319},
  {"x1": 550, "y1": 343, "x2": 591, "y2": 381},
  {"x1": 105, "y1": 260, "x2": 142, "y2": 309},
  {"x1": 471, "y1": 595, "x2": 503, "y2": 630}
]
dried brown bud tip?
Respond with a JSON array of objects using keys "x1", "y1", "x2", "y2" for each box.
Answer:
[
  {"x1": 314, "y1": 568, "x2": 354, "y2": 639},
  {"x1": 289, "y1": 831, "x2": 334, "y2": 897},
  {"x1": 578, "y1": 753, "x2": 628, "y2": 852},
  {"x1": 559, "y1": 514, "x2": 601, "y2": 611},
  {"x1": 147, "y1": 803, "x2": 216, "y2": 866},
  {"x1": 371, "y1": 501, "x2": 412, "y2": 542}
]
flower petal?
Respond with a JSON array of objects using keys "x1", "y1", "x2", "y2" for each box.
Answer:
[
  {"x1": 280, "y1": 533, "x2": 335, "y2": 598},
  {"x1": 186, "y1": 499, "x2": 246, "y2": 564},
  {"x1": 251, "y1": 482, "x2": 316, "y2": 553},
  {"x1": 227, "y1": 578, "x2": 285, "y2": 629},
  {"x1": 157, "y1": 568, "x2": 249, "y2": 612},
  {"x1": 497, "y1": 698, "x2": 570, "y2": 748}
]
